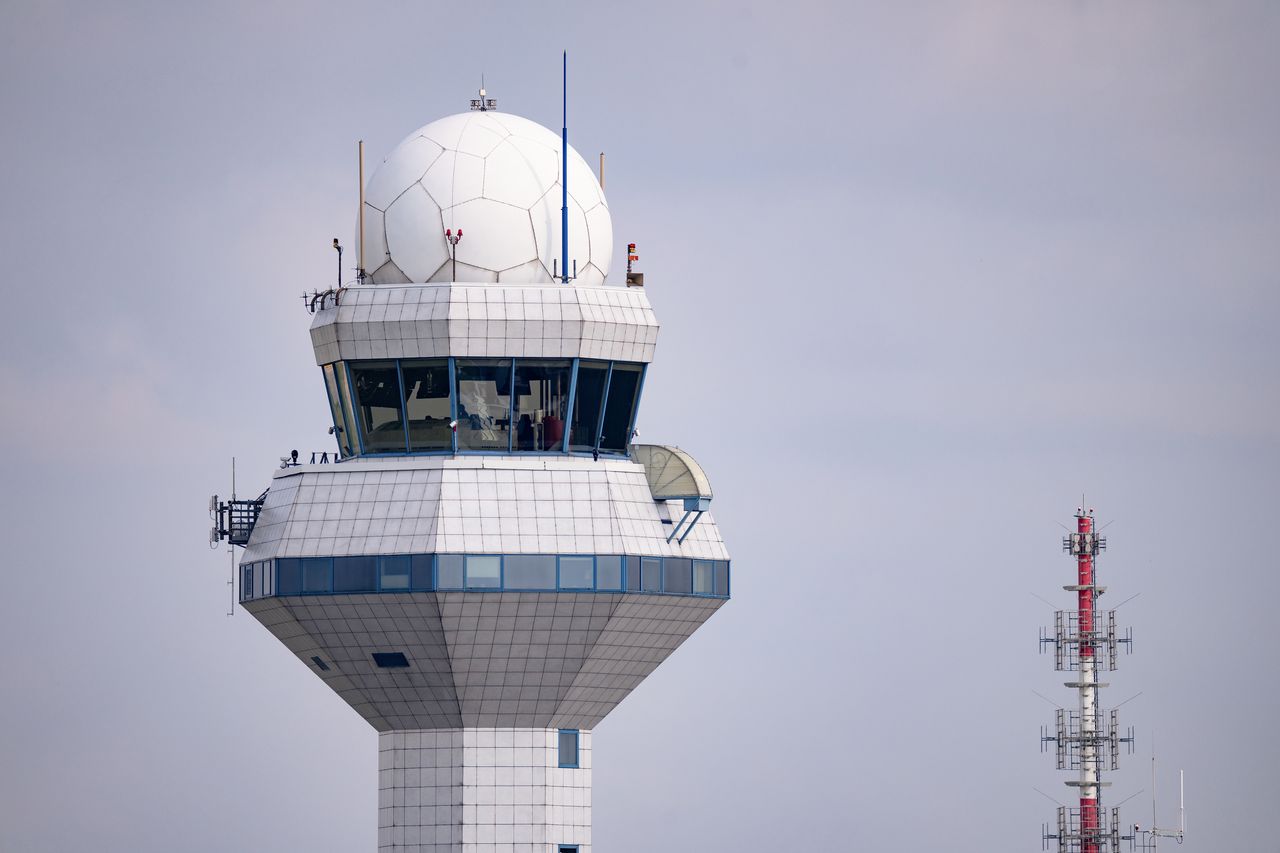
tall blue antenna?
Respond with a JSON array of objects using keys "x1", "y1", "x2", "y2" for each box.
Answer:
[{"x1": 560, "y1": 50, "x2": 569, "y2": 283}]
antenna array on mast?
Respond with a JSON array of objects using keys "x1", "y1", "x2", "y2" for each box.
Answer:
[
  {"x1": 1040, "y1": 507, "x2": 1135, "y2": 853},
  {"x1": 1039, "y1": 505, "x2": 1187, "y2": 852}
]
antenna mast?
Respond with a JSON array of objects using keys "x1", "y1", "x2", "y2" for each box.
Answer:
[
  {"x1": 560, "y1": 50, "x2": 569, "y2": 283},
  {"x1": 1040, "y1": 505, "x2": 1136, "y2": 853},
  {"x1": 358, "y1": 140, "x2": 365, "y2": 282},
  {"x1": 1134, "y1": 753, "x2": 1186, "y2": 850}
]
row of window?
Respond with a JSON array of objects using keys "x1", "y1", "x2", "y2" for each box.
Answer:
[
  {"x1": 322, "y1": 357, "x2": 645, "y2": 459},
  {"x1": 239, "y1": 553, "x2": 730, "y2": 601}
]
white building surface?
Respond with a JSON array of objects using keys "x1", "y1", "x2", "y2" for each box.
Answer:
[{"x1": 221, "y1": 105, "x2": 731, "y2": 853}]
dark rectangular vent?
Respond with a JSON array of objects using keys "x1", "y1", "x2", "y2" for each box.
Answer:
[
  {"x1": 310, "y1": 656, "x2": 330, "y2": 671},
  {"x1": 372, "y1": 652, "x2": 410, "y2": 669}
]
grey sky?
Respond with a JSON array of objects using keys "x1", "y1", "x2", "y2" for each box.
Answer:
[{"x1": 1, "y1": 1, "x2": 1277, "y2": 850}]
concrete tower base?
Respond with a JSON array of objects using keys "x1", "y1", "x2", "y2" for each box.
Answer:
[{"x1": 379, "y1": 728, "x2": 591, "y2": 853}]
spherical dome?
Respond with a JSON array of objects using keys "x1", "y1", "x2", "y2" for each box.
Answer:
[{"x1": 357, "y1": 111, "x2": 612, "y2": 286}]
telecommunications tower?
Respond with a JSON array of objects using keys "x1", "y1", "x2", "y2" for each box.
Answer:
[
  {"x1": 210, "y1": 83, "x2": 730, "y2": 853},
  {"x1": 1040, "y1": 506, "x2": 1134, "y2": 853}
]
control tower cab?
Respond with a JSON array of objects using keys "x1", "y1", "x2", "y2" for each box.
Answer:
[{"x1": 213, "y1": 104, "x2": 731, "y2": 853}]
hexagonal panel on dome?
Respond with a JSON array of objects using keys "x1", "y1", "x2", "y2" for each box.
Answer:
[
  {"x1": 423, "y1": 150, "x2": 485, "y2": 210},
  {"x1": 583, "y1": 203, "x2": 613, "y2": 277},
  {"x1": 384, "y1": 184, "x2": 448, "y2": 281},
  {"x1": 532, "y1": 188, "x2": 590, "y2": 279},
  {"x1": 417, "y1": 112, "x2": 475, "y2": 151},
  {"x1": 482, "y1": 137, "x2": 558, "y2": 210},
  {"x1": 574, "y1": 262, "x2": 605, "y2": 288},
  {"x1": 496, "y1": 258, "x2": 552, "y2": 283},
  {"x1": 455, "y1": 119, "x2": 508, "y2": 159},
  {"x1": 566, "y1": 147, "x2": 604, "y2": 213},
  {"x1": 428, "y1": 259, "x2": 497, "y2": 283},
  {"x1": 450, "y1": 198, "x2": 538, "y2": 273},
  {"x1": 364, "y1": 135, "x2": 442, "y2": 211},
  {"x1": 356, "y1": 203, "x2": 390, "y2": 272},
  {"x1": 361, "y1": 111, "x2": 613, "y2": 285}
]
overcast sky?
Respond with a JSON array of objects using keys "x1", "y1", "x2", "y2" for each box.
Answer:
[{"x1": 1, "y1": 1, "x2": 1277, "y2": 851}]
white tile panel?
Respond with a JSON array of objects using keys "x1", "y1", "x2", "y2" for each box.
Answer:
[
  {"x1": 310, "y1": 283, "x2": 659, "y2": 365},
  {"x1": 379, "y1": 726, "x2": 590, "y2": 853},
  {"x1": 242, "y1": 455, "x2": 727, "y2": 563},
  {"x1": 385, "y1": 185, "x2": 450, "y2": 282}
]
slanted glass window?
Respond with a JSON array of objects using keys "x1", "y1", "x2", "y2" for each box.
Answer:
[
  {"x1": 323, "y1": 364, "x2": 355, "y2": 457},
  {"x1": 513, "y1": 360, "x2": 572, "y2": 451},
  {"x1": 504, "y1": 555, "x2": 556, "y2": 589},
  {"x1": 436, "y1": 555, "x2": 464, "y2": 589},
  {"x1": 401, "y1": 359, "x2": 452, "y2": 452},
  {"x1": 559, "y1": 556, "x2": 594, "y2": 589},
  {"x1": 599, "y1": 363, "x2": 643, "y2": 453},
  {"x1": 337, "y1": 365, "x2": 361, "y2": 455},
  {"x1": 624, "y1": 556, "x2": 641, "y2": 591},
  {"x1": 276, "y1": 559, "x2": 302, "y2": 595},
  {"x1": 569, "y1": 360, "x2": 609, "y2": 452},
  {"x1": 334, "y1": 556, "x2": 376, "y2": 592},
  {"x1": 663, "y1": 558, "x2": 692, "y2": 594},
  {"x1": 596, "y1": 556, "x2": 623, "y2": 591},
  {"x1": 379, "y1": 555, "x2": 411, "y2": 590},
  {"x1": 558, "y1": 729, "x2": 579, "y2": 768},
  {"x1": 465, "y1": 555, "x2": 501, "y2": 588},
  {"x1": 641, "y1": 557, "x2": 662, "y2": 592},
  {"x1": 693, "y1": 560, "x2": 714, "y2": 595},
  {"x1": 241, "y1": 563, "x2": 254, "y2": 601},
  {"x1": 350, "y1": 361, "x2": 406, "y2": 453},
  {"x1": 455, "y1": 359, "x2": 512, "y2": 451},
  {"x1": 411, "y1": 554, "x2": 435, "y2": 590},
  {"x1": 302, "y1": 557, "x2": 332, "y2": 593}
]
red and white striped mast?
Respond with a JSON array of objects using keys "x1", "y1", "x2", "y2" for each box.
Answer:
[
  {"x1": 1042, "y1": 505, "x2": 1133, "y2": 853},
  {"x1": 1075, "y1": 507, "x2": 1102, "y2": 852}
]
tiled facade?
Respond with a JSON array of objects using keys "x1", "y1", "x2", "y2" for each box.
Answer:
[
  {"x1": 239, "y1": 125, "x2": 727, "y2": 846},
  {"x1": 241, "y1": 456, "x2": 728, "y2": 565},
  {"x1": 244, "y1": 591, "x2": 725, "y2": 730},
  {"x1": 378, "y1": 728, "x2": 591, "y2": 853},
  {"x1": 310, "y1": 283, "x2": 658, "y2": 366}
]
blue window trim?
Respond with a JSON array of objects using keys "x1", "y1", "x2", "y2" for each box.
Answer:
[
  {"x1": 557, "y1": 729, "x2": 580, "y2": 768},
  {"x1": 329, "y1": 357, "x2": 645, "y2": 460},
  {"x1": 250, "y1": 553, "x2": 728, "y2": 600},
  {"x1": 558, "y1": 847, "x2": 580, "y2": 853},
  {"x1": 593, "y1": 362, "x2": 613, "y2": 454},
  {"x1": 321, "y1": 367, "x2": 341, "y2": 457},
  {"x1": 562, "y1": 358, "x2": 579, "y2": 455},
  {"x1": 507, "y1": 359, "x2": 517, "y2": 453},
  {"x1": 448, "y1": 357, "x2": 459, "y2": 454},
  {"x1": 624, "y1": 363, "x2": 647, "y2": 450},
  {"x1": 464, "y1": 554, "x2": 503, "y2": 590},
  {"x1": 343, "y1": 361, "x2": 365, "y2": 456},
  {"x1": 395, "y1": 358, "x2": 411, "y2": 452},
  {"x1": 556, "y1": 554, "x2": 595, "y2": 590}
]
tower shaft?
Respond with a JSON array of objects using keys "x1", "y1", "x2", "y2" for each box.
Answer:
[{"x1": 1076, "y1": 512, "x2": 1100, "y2": 853}]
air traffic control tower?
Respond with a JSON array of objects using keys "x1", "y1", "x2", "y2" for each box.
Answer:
[{"x1": 211, "y1": 100, "x2": 731, "y2": 853}]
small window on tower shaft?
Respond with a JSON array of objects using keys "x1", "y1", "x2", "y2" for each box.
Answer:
[{"x1": 558, "y1": 729, "x2": 579, "y2": 768}]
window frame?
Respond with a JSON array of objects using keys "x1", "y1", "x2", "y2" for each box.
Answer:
[{"x1": 557, "y1": 729, "x2": 580, "y2": 769}]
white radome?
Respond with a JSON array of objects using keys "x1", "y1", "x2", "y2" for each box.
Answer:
[{"x1": 357, "y1": 111, "x2": 612, "y2": 286}]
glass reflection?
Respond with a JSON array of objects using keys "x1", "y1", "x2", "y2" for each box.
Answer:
[
  {"x1": 350, "y1": 361, "x2": 405, "y2": 453},
  {"x1": 323, "y1": 364, "x2": 355, "y2": 457},
  {"x1": 455, "y1": 359, "x2": 512, "y2": 451},
  {"x1": 599, "y1": 363, "x2": 642, "y2": 453},
  {"x1": 401, "y1": 359, "x2": 452, "y2": 452},
  {"x1": 513, "y1": 360, "x2": 572, "y2": 451},
  {"x1": 569, "y1": 361, "x2": 609, "y2": 452}
]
